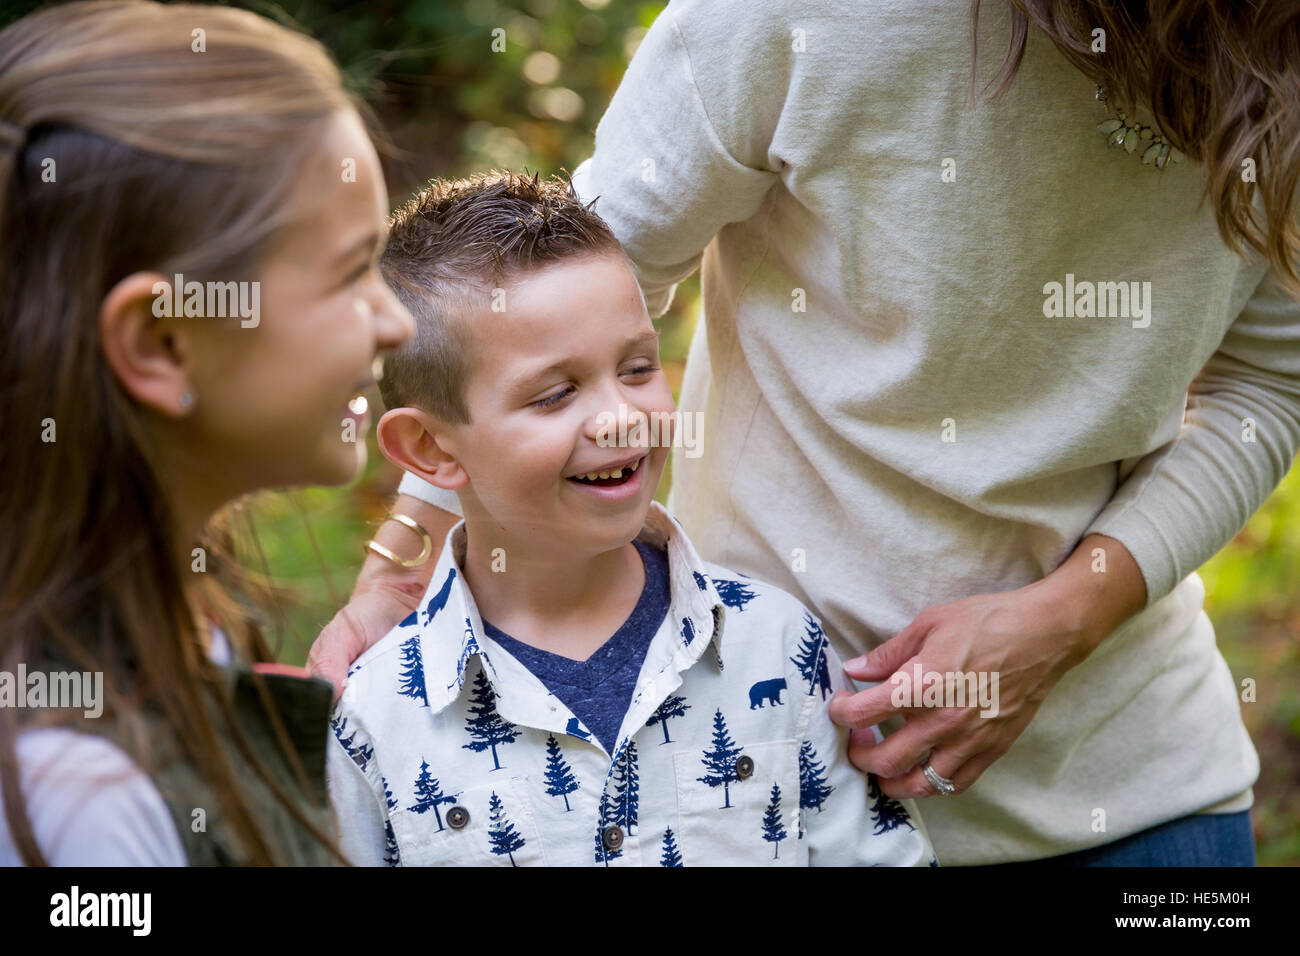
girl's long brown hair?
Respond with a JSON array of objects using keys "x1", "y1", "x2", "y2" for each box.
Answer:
[
  {"x1": 0, "y1": 0, "x2": 357, "y2": 865},
  {"x1": 975, "y1": 0, "x2": 1300, "y2": 295}
]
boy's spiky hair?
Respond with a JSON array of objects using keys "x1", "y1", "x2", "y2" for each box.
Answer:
[{"x1": 378, "y1": 169, "x2": 627, "y2": 423}]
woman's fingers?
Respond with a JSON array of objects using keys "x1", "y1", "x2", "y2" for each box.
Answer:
[
  {"x1": 307, "y1": 605, "x2": 368, "y2": 701},
  {"x1": 844, "y1": 705, "x2": 959, "y2": 780},
  {"x1": 872, "y1": 697, "x2": 1038, "y2": 799},
  {"x1": 828, "y1": 682, "x2": 905, "y2": 730},
  {"x1": 843, "y1": 612, "x2": 934, "y2": 681},
  {"x1": 875, "y1": 731, "x2": 983, "y2": 800},
  {"x1": 307, "y1": 587, "x2": 415, "y2": 701}
]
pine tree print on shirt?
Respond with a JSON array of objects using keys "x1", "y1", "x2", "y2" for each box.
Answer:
[
  {"x1": 714, "y1": 578, "x2": 757, "y2": 612},
  {"x1": 450, "y1": 618, "x2": 481, "y2": 691},
  {"x1": 593, "y1": 790, "x2": 622, "y2": 866},
  {"x1": 381, "y1": 775, "x2": 401, "y2": 866},
  {"x1": 396, "y1": 635, "x2": 428, "y2": 706},
  {"x1": 697, "y1": 709, "x2": 745, "y2": 808},
  {"x1": 487, "y1": 791, "x2": 526, "y2": 866},
  {"x1": 331, "y1": 715, "x2": 375, "y2": 772},
  {"x1": 798, "y1": 739, "x2": 834, "y2": 833},
  {"x1": 382, "y1": 820, "x2": 400, "y2": 867},
  {"x1": 790, "y1": 612, "x2": 832, "y2": 699},
  {"x1": 543, "y1": 734, "x2": 581, "y2": 811},
  {"x1": 462, "y1": 669, "x2": 520, "y2": 770},
  {"x1": 409, "y1": 759, "x2": 457, "y2": 830},
  {"x1": 867, "y1": 773, "x2": 916, "y2": 835},
  {"x1": 660, "y1": 827, "x2": 683, "y2": 867},
  {"x1": 762, "y1": 782, "x2": 788, "y2": 858},
  {"x1": 646, "y1": 694, "x2": 690, "y2": 744},
  {"x1": 611, "y1": 741, "x2": 640, "y2": 835}
]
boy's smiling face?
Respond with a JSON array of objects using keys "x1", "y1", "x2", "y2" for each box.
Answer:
[{"x1": 438, "y1": 251, "x2": 675, "y2": 555}]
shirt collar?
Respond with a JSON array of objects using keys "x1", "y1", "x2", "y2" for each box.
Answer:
[{"x1": 407, "y1": 500, "x2": 727, "y2": 715}]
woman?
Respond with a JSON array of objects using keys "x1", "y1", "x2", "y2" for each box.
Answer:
[
  {"x1": 0, "y1": 0, "x2": 413, "y2": 864},
  {"x1": 318, "y1": 0, "x2": 1299, "y2": 865}
]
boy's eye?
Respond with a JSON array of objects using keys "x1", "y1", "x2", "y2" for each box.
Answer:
[
  {"x1": 530, "y1": 367, "x2": 658, "y2": 410},
  {"x1": 532, "y1": 386, "x2": 575, "y2": 409}
]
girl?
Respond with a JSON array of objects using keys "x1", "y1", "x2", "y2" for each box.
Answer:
[{"x1": 0, "y1": 0, "x2": 413, "y2": 864}]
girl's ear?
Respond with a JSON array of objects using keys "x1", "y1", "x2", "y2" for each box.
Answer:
[
  {"x1": 99, "y1": 272, "x2": 196, "y2": 417},
  {"x1": 377, "y1": 407, "x2": 470, "y2": 490}
]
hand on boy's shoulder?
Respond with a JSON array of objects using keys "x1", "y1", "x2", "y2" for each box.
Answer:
[{"x1": 309, "y1": 585, "x2": 427, "y2": 703}]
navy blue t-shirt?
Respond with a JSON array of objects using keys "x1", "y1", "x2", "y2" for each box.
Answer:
[{"x1": 480, "y1": 540, "x2": 671, "y2": 756}]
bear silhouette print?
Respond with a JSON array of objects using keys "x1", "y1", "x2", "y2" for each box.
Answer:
[{"x1": 748, "y1": 678, "x2": 787, "y2": 709}]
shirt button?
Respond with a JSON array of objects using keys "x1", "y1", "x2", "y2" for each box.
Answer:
[
  {"x1": 735, "y1": 755, "x2": 754, "y2": 780},
  {"x1": 602, "y1": 825, "x2": 624, "y2": 851},
  {"x1": 447, "y1": 806, "x2": 470, "y2": 829}
]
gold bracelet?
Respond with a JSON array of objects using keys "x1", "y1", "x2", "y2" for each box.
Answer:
[{"x1": 363, "y1": 512, "x2": 433, "y2": 568}]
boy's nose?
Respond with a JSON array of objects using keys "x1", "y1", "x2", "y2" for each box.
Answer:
[
  {"x1": 581, "y1": 387, "x2": 666, "y2": 450},
  {"x1": 582, "y1": 382, "x2": 630, "y2": 444}
]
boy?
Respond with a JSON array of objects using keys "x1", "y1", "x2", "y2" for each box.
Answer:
[{"x1": 326, "y1": 170, "x2": 937, "y2": 866}]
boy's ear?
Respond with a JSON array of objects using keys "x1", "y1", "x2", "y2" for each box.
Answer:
[{"x1": 376, "y1": 407, "x2": 470, "y2": 491}]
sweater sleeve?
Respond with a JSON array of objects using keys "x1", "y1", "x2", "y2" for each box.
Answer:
[
  {"x1": 1085, "y1": 268, "x2": 1300, "y2": 607},
  {"x1": 569, "y1": 2, "x2": 781, "y2": 317}
]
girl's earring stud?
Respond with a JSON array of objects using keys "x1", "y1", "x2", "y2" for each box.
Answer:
[{"x1": 179, "y1": 391, "x2": 195, "y2": 409}]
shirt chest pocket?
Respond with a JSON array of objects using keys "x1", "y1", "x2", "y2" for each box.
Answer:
[
  {"x1": 672, "y1": 738, "x2": 802, "y2": 866},
  {"x1": 388, "y1": 778, "x2": 548, "y2": 867}
]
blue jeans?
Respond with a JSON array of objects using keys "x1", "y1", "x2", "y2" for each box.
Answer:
[{"x1": 971, "y1": 810, "x2": 1256, "y2": 867}]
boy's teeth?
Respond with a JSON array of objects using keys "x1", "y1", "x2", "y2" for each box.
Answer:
[{"x1": 573, "y1": 459, "x2": 641, "y2": 481}]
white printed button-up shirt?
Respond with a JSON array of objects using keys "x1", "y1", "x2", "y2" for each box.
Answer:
[{"x1": 327, "y1": 502, "x2": 938, "y2": 867}]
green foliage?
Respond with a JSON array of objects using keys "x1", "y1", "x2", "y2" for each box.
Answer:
[
  {"x1": 1201, "y1": 467, "x2": 1300, "y2": 865},
  {"x1": 232, "y1": 0, "x2": 667, "y2": 198}
]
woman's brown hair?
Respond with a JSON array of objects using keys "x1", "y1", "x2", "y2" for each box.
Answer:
[
  {"x1": 0, "y1": 0, "x2": 359, "y2": 864},
  {"x1": 975, "y1": 0, "x2": 1300, "y2": 295}
]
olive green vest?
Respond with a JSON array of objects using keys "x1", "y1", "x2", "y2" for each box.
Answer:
[{"x1": 40, "y1": 649, "x2": 340, "y2": 866}]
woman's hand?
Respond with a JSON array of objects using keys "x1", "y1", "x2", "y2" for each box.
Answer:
[
  {"x1": 830, "y1": 534, "x2": 1147, "y2": 799},
  {"x1": 307, "y1": 496, "x2": 459, "y2": 700}
]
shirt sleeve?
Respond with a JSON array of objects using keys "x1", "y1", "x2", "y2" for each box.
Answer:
[
  {"x1": 569, "y1": 2, "x2": 781, "y2": 316},
  {"x1": 397, "y1": 471, "x2": 463, "y2": 517},
  {"x1": 789, "y1": 614, "x2": 939, "y2": 867},
  {"x1": 1085, "y1": 268, "x2": 1300, "y2": 607},
  {"x1": 326, "y1": 721, "x2": 391, "y2": 867},
  {"x1": 0, "y1": 728, "x2": 187, "y2": 866}
]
